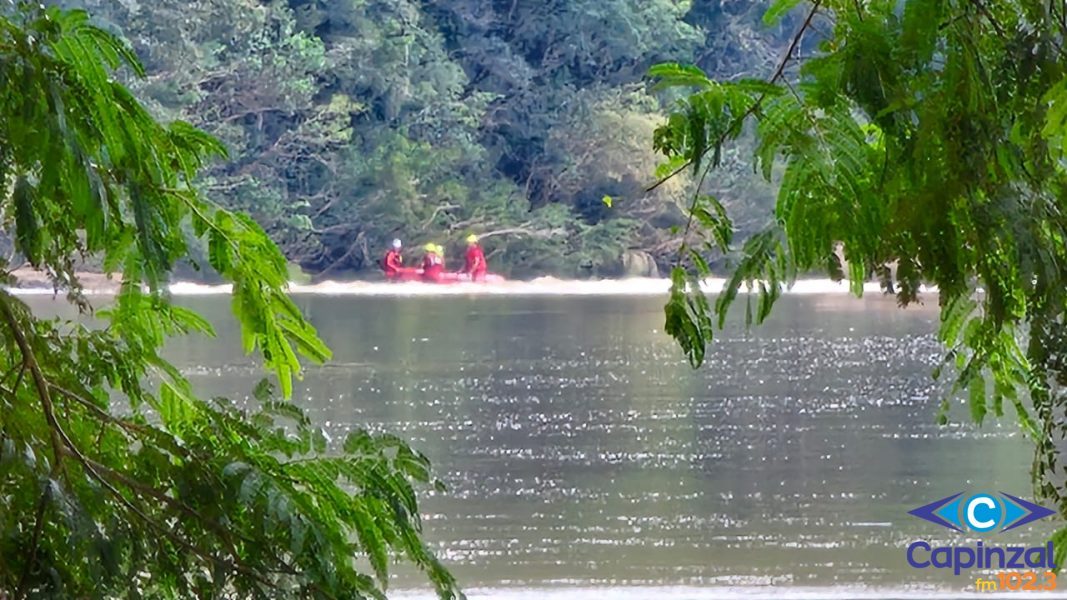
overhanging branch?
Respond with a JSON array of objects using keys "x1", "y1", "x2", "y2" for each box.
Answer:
[
  {"x1": 0, "y1": 292, "x2": 321, "y2": 597},
  {"x1": 660, "y1": 0, "x2": 823, "y2": 266},
  {"x1": 646, "y1": 0, "x2": 822, "y2": 194},
  {"x1": 0, "y1": 292, "x2": 65, "y2": 471}
]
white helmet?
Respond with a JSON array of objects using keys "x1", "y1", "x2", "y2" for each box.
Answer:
[{"x1": 392, "y1": 239, "x2": 402, "y2": 249}]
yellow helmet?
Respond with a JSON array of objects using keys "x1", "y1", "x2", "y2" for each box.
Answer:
[
  {"x1": 424, "y1": 242, "x2": 436, "y2": 252},
  {"x1": 466, "y1": 234, "x2": 479, "y2": 244}
]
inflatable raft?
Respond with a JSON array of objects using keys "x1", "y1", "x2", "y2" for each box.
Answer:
[{"x1": 387, "y1": 268, "x2": 504, "y2": 283}]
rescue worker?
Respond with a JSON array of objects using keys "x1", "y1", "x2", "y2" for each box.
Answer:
[
  {"x1": 421, "y1": 242, "x2": 444, "y2": 282},
  {"x1": 463, "y1": 234, "x2": 487, "y2": 281},
  {"x1": 435, "y1": 243, "x2": 446, "y2": 269},
  {"x1": 382, "y1": 238, "x2": 404, "y2": 280}
]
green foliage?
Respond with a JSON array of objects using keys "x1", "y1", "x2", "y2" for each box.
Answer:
[
  {"x1": 664, "y1": 266, "x2": 714, "y2": 367},
  {"x1": 763, "y1": 0, "x2": 804, "y2": 25},
  {"x1": 651, "y1": 0, "x2": 1067, "y2": 528},
  {"x1": 0, "y1": 5, "x2": 460, "y2": 598}
]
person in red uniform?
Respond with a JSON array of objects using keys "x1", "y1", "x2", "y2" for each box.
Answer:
[
  {"x1": 421, "y1": 242, "x2": 444, "y2": 282},
  {"x1": 463, "y1": 234, "x2": 487, "y2": 281},
  {"x1": 382, "y1": 238, "x2": 404, "y2": 280}
]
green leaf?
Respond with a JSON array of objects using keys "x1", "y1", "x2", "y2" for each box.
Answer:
[
  {"x1": 290, "y1": 515, "x2": 307, "y2": 556},
  {"x1": 939, "y1": 296, "x2": 977, "y2": 346},
  {"x1": 352, "y1": 498, "x2": 390, "y2": 585},
  {"x1": 664, "y1": 266, "x2": 714, "y2": 368},
  {"x1": 655, "y1": 155, "x2": 689, "y2": 179},
  {"x1": 936, "y1": 398, "x2": 950, "y2": 425},
  {"x1": 689, "y1": 108, "x2": 707, "y2": 173},
  {"x1": 688, "y1": 247, "x2": 711, "y2": 278},
  {"x1": 648, "y1": 63, "x2": 713, "y2": 90},
  {"x1": 12, "y1": 177, "x2": 41, "y2": 266},
  {"x1": 168, "y1": 305, "x2": 216, "y2": 337},
  {"x1": 253, "y1": 378, "x2": 274, "y2": 402},
  {"x1": 968, "y1": 376, "x2": 987, "y2": 425},
  {"x1": 691, "y1": 195, "x2": 734, "y2": 251},
  {"x1": 1052, "y1": 527, "x2": 1067, "y2": 575},
  {"x1": 763, "y1": 0, "x2": 804, "y2": 25},
  {"x1": 238, "y1": 472, "x2": 263, "y2": 505},
  {"x1": 158, "y1": 381, "x2": 196, "y2": 433}
]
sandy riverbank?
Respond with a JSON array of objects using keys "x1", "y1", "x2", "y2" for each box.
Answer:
[
  {"x1": 5, "y1": 267, "x2": 941, "y2": 298},
  {"x1": 8, "y1": 267, "x2": 124, "y2": 293}
]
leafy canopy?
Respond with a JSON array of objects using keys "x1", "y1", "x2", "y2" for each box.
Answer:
[
  {"x1": 652, "y1": 0, "x2": 1067, "y2": 530},
  {"x1": 0, "y1": 5, "x2": 459, "y2": 598}
]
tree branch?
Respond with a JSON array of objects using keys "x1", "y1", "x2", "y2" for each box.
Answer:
[
  {"x1": 319, "y1": 234, "x2": 365, "y2": 276},
  {"x1": 13, "y1": 485, "x2": 52, "y2": 600},
  {"x1": 673, "y1": 155, "x2": 718, "y2": 265},
  {"x1": 0, "y1": 292, "x2": 308, "y2": 597},
  {"x1": 48, "y1": 383, "x2": 164, "y2": 444},
  {"x1": 662, "y1": 0, "x2": 822, "y2": 267},
  {"x1": 478, "y1": 226, "x2": 565, "y2": 240},
  {"x1": 60, "y1": 401, "x2": 295, "y2": 595},
  {"x1": 11, "y1": 362, "x2": 25, "y2": 394},
  {"x1": 0, "y1": 293, "x2": 69, "y2": 600},
  {"x1": 972, "y1": 0, "x2": 1006, "y2": 39},
  {"x1": 51, "y1": 384, "x2": 335, "y2": 596},
  {"x1": 421, "y1": 203, "x2": 460, "y2": 230},
  {"x1": 646, "y1": 0, "x2": 822, "y2": 195},
  {"x1": 0, "y1": 293, "x2": 64, "y2": 471}
]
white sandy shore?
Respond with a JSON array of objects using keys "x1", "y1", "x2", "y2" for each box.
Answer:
[
  {"x1": 5, "y1": 265, "x2": 941, "y2": 297},
  {"x1": 4, "y1": 273, "x2": 940, "y2": 297}
]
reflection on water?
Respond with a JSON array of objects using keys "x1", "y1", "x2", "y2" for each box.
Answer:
[{"x1": 21, "y1": 293, "x2": 1061, "y2": 597}]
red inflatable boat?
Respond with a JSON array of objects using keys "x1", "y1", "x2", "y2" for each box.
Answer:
[{"x1": 386, "y1": 268, "x2": 504, "y2": 284}]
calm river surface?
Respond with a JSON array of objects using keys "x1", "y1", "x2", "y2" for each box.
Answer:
[{"x1": 23, "y1": 291, "x2": 1064, "y2": 598}]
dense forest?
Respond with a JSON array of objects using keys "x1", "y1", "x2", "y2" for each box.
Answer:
[{"x1": 50, "y1": 0, "x2": 799, "y2": 279}]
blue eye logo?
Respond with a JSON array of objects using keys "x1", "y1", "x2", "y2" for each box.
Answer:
[{"x1": 909, "y1": 492, "x2": 1055, "y2": 533}]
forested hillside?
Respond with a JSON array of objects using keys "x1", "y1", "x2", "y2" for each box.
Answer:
[{"x1": 53, "y1": 0, "x2": 796, "y2": 279}]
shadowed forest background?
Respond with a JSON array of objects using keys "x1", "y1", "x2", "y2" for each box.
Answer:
[{"x1": 34, "y1": 0, "x2": 803, "y2": 280}]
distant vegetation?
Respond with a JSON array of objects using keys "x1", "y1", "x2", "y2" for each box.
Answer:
[{"x1": 47, "y1": 0, "x2": 799, "y2": 279}]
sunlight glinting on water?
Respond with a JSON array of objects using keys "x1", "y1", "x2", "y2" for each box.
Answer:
[{"x1": 14, "y1": 292, "x2": 1039, "y2": 598}]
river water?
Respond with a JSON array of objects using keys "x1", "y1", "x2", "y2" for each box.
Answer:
[{"x1": 20, "y1": 289, "x2": 1065, "y2": 598}]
